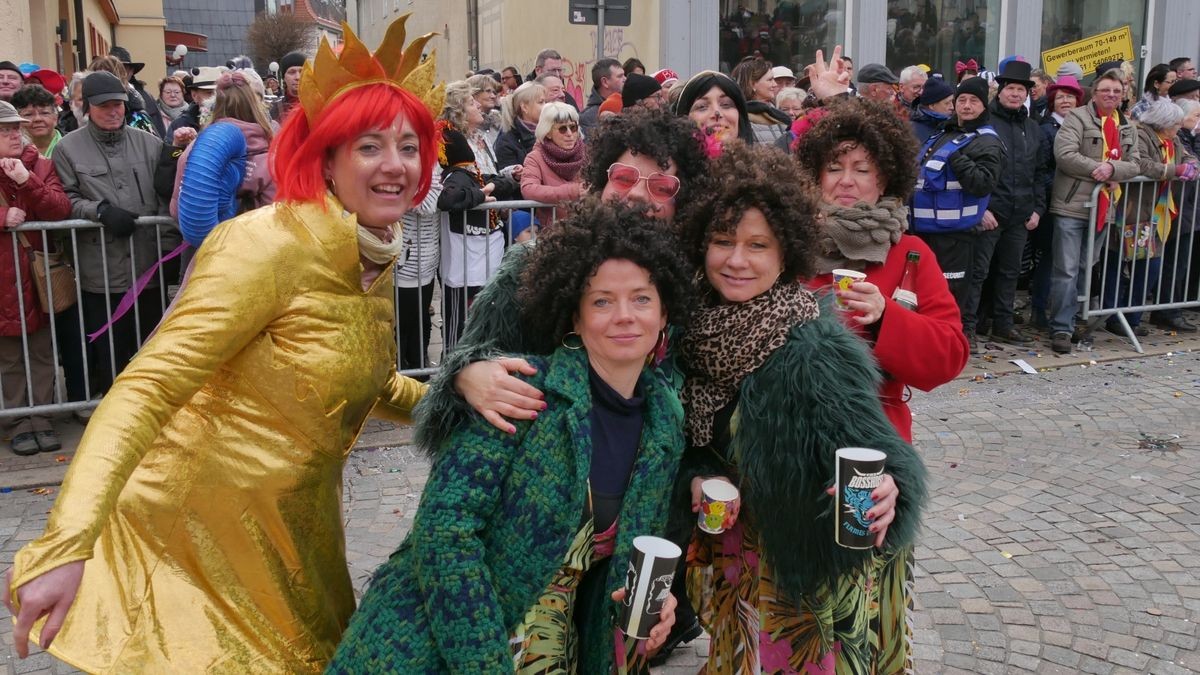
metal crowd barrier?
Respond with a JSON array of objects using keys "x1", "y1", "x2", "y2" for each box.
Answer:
[
  {"x1": 0, "y1": 202, "x2": 556, "y2": 421},
  {"x1": 0, "y1": 217, "x2": 179, "y2": 421},
  {"x1": 394, "y1": 199, "x2": 557, "y2": 379},
  {"x1": 1082, "y1": 177, "x2": 1200, "y2": 353}
]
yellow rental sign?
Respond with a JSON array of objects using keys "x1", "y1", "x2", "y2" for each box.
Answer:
[{"x1": 1041, "y1": 26, "x2": 1135, "y2": 77}]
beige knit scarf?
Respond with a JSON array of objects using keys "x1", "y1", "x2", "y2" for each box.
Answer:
[{"x1": 813, "y1": 196, "x2": 908, "y2": 274}]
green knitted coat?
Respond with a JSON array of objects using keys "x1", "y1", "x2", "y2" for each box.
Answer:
[{"x1": 327, "y1": 346, "x2": 686, "y2": 674}]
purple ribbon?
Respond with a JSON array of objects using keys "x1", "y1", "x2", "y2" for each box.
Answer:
[{"x1": 87, "y1": 242, "x2": 189, "y2": 343}]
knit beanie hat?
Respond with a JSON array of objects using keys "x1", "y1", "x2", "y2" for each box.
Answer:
[
  {"x1": 440, "y1": 126, "x2": 475, "y2": 167},
  {"x1": 622, "y1": 73, "x2": 662, "y2": 108},
  {"x1": 956, "y1": 76, "x2": 989, "y2": 104},
  {"x1": 919, "y1": 77, "x2": 955, "y2": 106},
  {"x1": 279, "y1": 51, "x2": 307, "y2": 74},
  {"x1": 0, "y1": 61, "x2": 21, "y2": 79},
  {"x1": 1055, "y1": 61, "x2": 1084, "y2": 81}
]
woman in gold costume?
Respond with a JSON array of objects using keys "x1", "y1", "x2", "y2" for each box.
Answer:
[{"x1": 4, "y1": 16, "x2": 445, "y2": 673}]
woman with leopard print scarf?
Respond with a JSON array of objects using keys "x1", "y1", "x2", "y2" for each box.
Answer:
[{"x1": 673, "y1": 141, "x2": 928, "y2": 675}]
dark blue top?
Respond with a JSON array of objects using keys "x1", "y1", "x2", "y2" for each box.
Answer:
[{"x1": 587, "y1": 364, "x2": 644, "y2": 530}]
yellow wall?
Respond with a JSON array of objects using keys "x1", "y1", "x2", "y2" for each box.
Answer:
[
  {"x1": 481, "y1": 2, "x2": 660, "y2": 106},
  {"x1": 113, "y1": 0, "x2": 167, "y2": 86},
  {"x1": 358, "y1": 6, "x2": 472, "y2": 85},
  {"x1": 357, "y1": 0, "x2": 661, "y2": 102},
  {"x1": 0, "y1": 2, "x2": 35, "y2": 68}
]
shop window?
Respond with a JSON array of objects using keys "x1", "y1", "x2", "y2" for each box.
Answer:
[
  {"x1": 718, "y1": 0, "x2": 846, "y2": 74},
  {"x1": 1041, "y1": 0, "x2": 1145, "y2": 78},
  {"x1": 886, "y1": 0, "x2": 1000, "y2": 81}
]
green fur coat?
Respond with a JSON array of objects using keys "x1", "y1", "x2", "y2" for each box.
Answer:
[{"x1": 674, "y1": 301, "x2": 928, "y2": 604}]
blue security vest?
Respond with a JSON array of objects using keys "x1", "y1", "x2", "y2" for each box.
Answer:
[{"x1": 911, "y1": 126, "x2": 999, "y2": 233}]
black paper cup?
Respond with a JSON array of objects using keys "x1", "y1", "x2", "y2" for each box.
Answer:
[
  {"x1": 619, "y1": 535, "x2": 682, "y2": 639},
  {"x1": 835, "y1": 447, "x2": 887, "y2": 549}
]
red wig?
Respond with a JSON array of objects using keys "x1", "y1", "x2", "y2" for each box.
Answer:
[{"x1": 270, "y1": 83, "x2": 437, "y2": 207}]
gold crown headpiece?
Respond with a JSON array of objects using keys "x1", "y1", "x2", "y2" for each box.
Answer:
[{"x1": 299, "y1": 14, "x2": 446, "y2": 126}]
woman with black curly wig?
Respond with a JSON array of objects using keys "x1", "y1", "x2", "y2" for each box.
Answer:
[
  {"x1": 417, "y1": 106, "x2": 710, "y2": 441},
  {"x1": 673, "y1": 141, "x2": 928, "y2": 674},
  {"x1": 329, "y1": 197, "x2": 692, "y2": 673},
  {"x1": 794, "y1": 97, "x2": 969, "y2": 442}
]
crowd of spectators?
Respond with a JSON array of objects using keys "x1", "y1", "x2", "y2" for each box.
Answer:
[{"x1": 3, "y1": 39, "x2": 1200, "y2": 456}]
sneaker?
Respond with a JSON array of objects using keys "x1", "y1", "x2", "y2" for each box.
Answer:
[
  {"x1": 1051, "y1": 331, "x2": 1073, "y2": 354},
  {"x1": 648, "y1": 616, "x2": 703, "y2": 667},
  {"x1": 990, "y1": 326, "x2": 1034, "y2": 346},
  {"x1": 1152, "y1": 316, "x2": 1199, "y2": 333},
  {"x1": 11, "y1": 432, "x2": 39, "y2": 456},
  {"x1": 35, "y1": 429, "x2": 61, "y2": 452}
]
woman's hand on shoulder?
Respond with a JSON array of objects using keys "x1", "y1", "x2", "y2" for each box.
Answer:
[
  {"x1": 825, "y1": 472, "x2": 899, "y2": 548},
  {"x1": 455, "y1": 358, "x2": 546, "y2": 434},
  {"x1": 4, "y1": 561, "x2": 85, "y2": 658}
]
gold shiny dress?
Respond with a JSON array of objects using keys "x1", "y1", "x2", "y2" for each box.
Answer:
[{"x1": 8, "y1": 196, "x2": 426, "y2": 673}]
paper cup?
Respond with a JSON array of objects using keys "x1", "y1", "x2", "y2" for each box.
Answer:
[
  {"x1": 697, "y1": 479, "x2": 739, "y2": 534},
  {"x1": 835, "y1": 447, "x2": 887, "y2": 549},
  {"x1": 619, "y1": 536, "x2": 682, "y2": 640},
  {"x1": 832, "y1": 269, "x2": 867, "y2": 309}
]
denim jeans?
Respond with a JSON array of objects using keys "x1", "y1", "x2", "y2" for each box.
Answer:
[{"x1": 1048, "y1": 215, "x2": 1096, "y2": 334}]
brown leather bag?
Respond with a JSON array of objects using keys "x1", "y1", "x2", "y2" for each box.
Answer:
[{"x1": 1, "y1": 186, "x2": 77, "y2": 314}]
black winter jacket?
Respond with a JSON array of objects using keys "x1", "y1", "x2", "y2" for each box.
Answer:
[
  {"x1": 494, "y1": 123, "x2": 537, "y2": 172},
  {"x1": 986, "y1": 99, "x2": 1050, "y2": 221},
  {"x1": 579, "y1": 90, "x2": 605, "y2": 136},
  {"x1": 437, "y1": 166, "x2": 519, "y2": 235},
  {"x1": 923, "y1": 112, "x2": 1005, "y2": 198}
]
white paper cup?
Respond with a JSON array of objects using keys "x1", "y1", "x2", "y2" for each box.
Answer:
[
  {"x1": 697, "y1": 478, "x2": 740, "y2": 534},
  {"x1": 832, "y1": 269, "x2": 867, "y2": 309},
  {"x1": 834, "y1": 447, "x2": 887, "y2": 549},
  {"x1": 619, "y1": 536, "x2": 683, "y2": 639}
]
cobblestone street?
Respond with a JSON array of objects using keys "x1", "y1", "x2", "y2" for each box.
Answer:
[{"x1": 3, "y1": 352, "x2": 1199, "y2": 674}]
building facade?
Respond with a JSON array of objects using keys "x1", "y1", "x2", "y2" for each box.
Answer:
[
  {"x1": 2, "y1": 0, "x2": 168, "y2": 86},
  {"x1": 352, "y1": 0, "x2": 1197, "y2": 100}
]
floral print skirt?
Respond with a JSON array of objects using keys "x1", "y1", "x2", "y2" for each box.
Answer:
[
  {"x1": 687, "y1": 518, "x2": 915, "y2": 674},
  {"x1": 510, "y1": 519, "x2": 651, "y2": 674}
]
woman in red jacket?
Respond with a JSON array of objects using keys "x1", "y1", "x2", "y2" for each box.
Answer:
[
  {"x1": 0, "y1": 101, "x2": 72, "y2": 455},
  {"x1": 795, "y1": 98, "x2": 969, "y2": 441}
]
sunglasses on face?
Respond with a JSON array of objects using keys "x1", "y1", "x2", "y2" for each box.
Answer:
[
  {"x1": 606, "y1": 162, "x2": 681, "y2": 202},
  {"x1": 555, "y1": 123, "x2": 579, "y2": 134}
]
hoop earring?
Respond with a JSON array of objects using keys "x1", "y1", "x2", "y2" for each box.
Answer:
[{"x1": 561, "y1": 331, "x2": 583, "y2": 350}]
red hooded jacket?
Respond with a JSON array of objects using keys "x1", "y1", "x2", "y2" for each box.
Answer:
[{"x1": 0, "y1": 144, "x2": 71, "y2": 335}]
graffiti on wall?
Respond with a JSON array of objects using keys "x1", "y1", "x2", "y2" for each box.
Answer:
[{"x1": 515, "y1": 27, "x2": 640, "y2": 105}]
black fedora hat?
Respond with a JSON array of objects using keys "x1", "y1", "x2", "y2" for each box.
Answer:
[
  {"x1": 994, "y1": 60, "x2": 1034, "y2": 88},
  {"x1": 109, "y1": 46, "x2": 144, "y2": 75}
]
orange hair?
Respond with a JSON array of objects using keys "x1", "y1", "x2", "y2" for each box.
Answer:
[{"x1": 270, "y1": 82, "x2": 437, "y2": 207}]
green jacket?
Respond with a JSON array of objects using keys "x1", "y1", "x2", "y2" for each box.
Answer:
[
  {"x1": 674, "y1": 305, "x2": 928, "y2": 604},
  {"x1": 329, "y1": 346, "x2": 685, "y2": 674}
]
